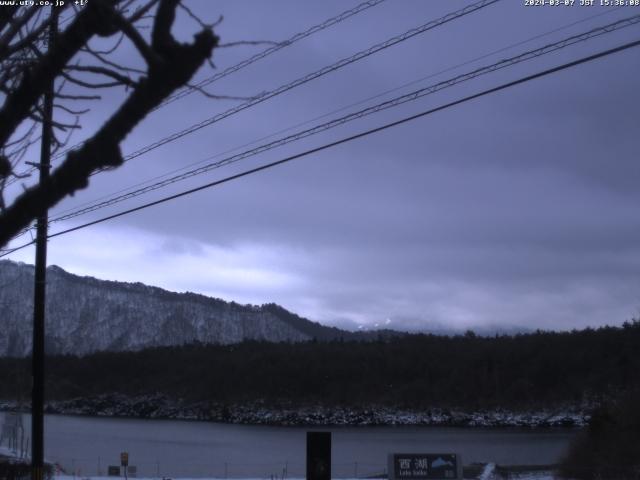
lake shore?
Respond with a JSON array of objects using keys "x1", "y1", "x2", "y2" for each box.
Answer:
[{"x1": 0, "y1": 394, "x2": 590, "y2": 428}]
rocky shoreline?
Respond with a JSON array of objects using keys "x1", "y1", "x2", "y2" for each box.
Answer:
[{"x1": 0, "y1": 394, "x2": 591, "y2": 428}]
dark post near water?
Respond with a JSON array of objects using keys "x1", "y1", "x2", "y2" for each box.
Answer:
[
  {"x1": 31, "y1": 7, "x2": 57, "y2": 480},
  {"x1": 306, "y1": 432, "x2": 331, "y2": 480}
]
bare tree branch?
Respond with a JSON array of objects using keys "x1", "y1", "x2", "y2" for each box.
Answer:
[
  {"x1": 0, "y1": 1, "x2": 112, "y2": 148},
  {"x1": 82, "y1": 43, "x2": 146, "y2": 74},
  {"x1": 127, "y1": 0, "x2": 161, "y2": 23},
  {"x1": 0, "y1": 7, "x2": 39, "y2": 60},
  {"x1": 184, "y1": 82, "x2": 257, "y2": 101},
  {"x1": 82, "y1": 31, "x2": 125, "y2": 56},
  {"x1": 111, "y1": 8, "x2": 161, "y2": 66},
  {"x1": 178, "y1": 2, "x2": 213, "y2": 30},
  {"x1": 56, "y1": 92, "x2": 102, "y2": 101},
  {"x1": 0, "y1": 16, "x2": 50, "y2": 61},
  {"x1": 64, "y1": 64, "x2": 138, "y2": 88},
  {"x1": 54, "y1": 103, "x2": 90, "y2": 115},
  {"x1": 0, "y1": 0, "x2": 219, "y2": 247},
  {"x1": 0, "y1": 7, "x2": 18, "y2": 33},
  {"x1": 28, "y1": 109, "x2": 81, "y2": 131},
  {"x1": 60, "y1": 70, "x2": 126, "y2": 90}
]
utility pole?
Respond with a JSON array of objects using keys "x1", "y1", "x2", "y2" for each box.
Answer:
[{"x1": 31, "y1": 7, "x2": 57, "y2": 480}]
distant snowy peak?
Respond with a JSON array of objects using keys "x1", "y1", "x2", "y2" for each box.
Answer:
[{"x1": 0, "y1": 260, "x2": 348, "y2": 356}]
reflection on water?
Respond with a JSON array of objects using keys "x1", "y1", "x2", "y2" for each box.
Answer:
[{"x1": 7, "y1": 413, "x2": 576, "y2": 478}]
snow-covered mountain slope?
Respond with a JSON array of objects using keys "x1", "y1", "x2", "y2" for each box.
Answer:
[{"x1": 0, "y1": 260, "x2": 315, "y2": 356}]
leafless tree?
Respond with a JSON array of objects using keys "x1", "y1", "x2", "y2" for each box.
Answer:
[{"x1": 0, "y1": 0, "x2": 219, "y2": 248}]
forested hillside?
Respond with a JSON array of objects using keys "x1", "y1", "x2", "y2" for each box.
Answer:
[
  {"x1": 1, "y1": 321, "x2": 638, "y2": 410},
  {"x1": 0, "y1": 260, "x2": 401, "y2": 356}
]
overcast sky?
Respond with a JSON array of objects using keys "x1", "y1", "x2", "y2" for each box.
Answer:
[{"x1": 5, "y1": 0, "x2": 640, "y2": 332}]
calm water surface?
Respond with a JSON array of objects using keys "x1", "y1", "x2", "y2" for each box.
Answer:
[{"x1": 6, "y1": 413, "x2": 576, "y2": 478}]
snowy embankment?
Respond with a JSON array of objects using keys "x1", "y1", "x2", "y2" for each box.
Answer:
[{"x1": 0, "y1": 394, "x2": 589, "y2": 427}]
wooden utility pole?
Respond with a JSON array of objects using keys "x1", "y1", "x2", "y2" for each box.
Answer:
[{"x1": 31, "y1": 7, "x2": 57, "y2": 480}]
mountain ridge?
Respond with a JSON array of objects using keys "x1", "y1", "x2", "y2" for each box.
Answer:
[
  {"x1": 0, "y1": 260, "x2": 363, "y2": 356},
  {"x1": 0, "y1": 260, "x2": 530, "y2": 357}
]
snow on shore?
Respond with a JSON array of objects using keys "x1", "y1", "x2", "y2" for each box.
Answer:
[{"x1": 0, "y1": 394, "x2": 589, "y2": 428}]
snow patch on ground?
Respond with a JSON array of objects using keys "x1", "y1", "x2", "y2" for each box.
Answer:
[{"x1": 479, "y1": 462, "x2": 495, "y2": 479}]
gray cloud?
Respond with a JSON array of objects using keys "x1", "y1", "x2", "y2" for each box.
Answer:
[{"x1": 7, "y1": 0, "x2": 640, "y2": 332}]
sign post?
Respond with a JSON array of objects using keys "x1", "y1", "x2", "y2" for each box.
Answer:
[
  {"x1": 120, "y1": 452, "x2": 129, "y2": 480},
  {"x1": 388, "y1": 453, "x2": 461, "y2": 480}
]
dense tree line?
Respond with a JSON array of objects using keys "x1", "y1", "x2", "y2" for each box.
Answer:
[{"x1": 1, "y1": 321, "x2": 639, "y2": 410}]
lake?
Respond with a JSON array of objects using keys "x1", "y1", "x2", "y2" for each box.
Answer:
[{"x1": 2, "y1": 413, "x2": 576, "y2": 478}]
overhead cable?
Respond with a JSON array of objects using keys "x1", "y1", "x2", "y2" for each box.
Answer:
[
  {"x1": 47, "y1": 13, "x2": 640, "y2": 225},
  {"x1": 50, "y1": 0, "x2": 500, "y2": 169},
  {"x1": 159, "y1": 0, "x2": 389, "y2": 109},
  {"x1": 3, "y1": 36, "x2": 638, "y2": 258},
  {"x1": 5, "y1": 0, "x2": 389, "y2": 185},
  {"x1": 50, "y1": 5, "x2": 625, "y2": 220}
]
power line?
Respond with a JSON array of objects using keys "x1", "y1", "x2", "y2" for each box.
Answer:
[
  {"x1": 52, "y1": 0, "x2": 500, "y2": 170},
  {"x1": 158, "y1": 0, "x2": 388, "y2": 109},
  {"x1": 5, "y1": 0, "x2": 388, "y2": 184},
  {"x1": 46, "y1": 13, "x2": 640, "y2": 225},
  {"x1": 121, "y1": 0, "x2": 500, "y2": 163},
  {"x1": 2, "y1": 0, "x2": 500, "y2": 243},
  {"x1": 3, "y1": 36, "x2": 638, "y2": 258},
  {"x1": 8, "y1": 9, "x2": 639, "y2": 243},
  {"x1": 0, "y1": 242, "x2": 32, "y2": 258},
  {"x1": 49, "y1": 5, "x2": 625, "y2": 221},
  {"x1": 25, "y1": 0, "x2": 501, "y2": 219}
]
